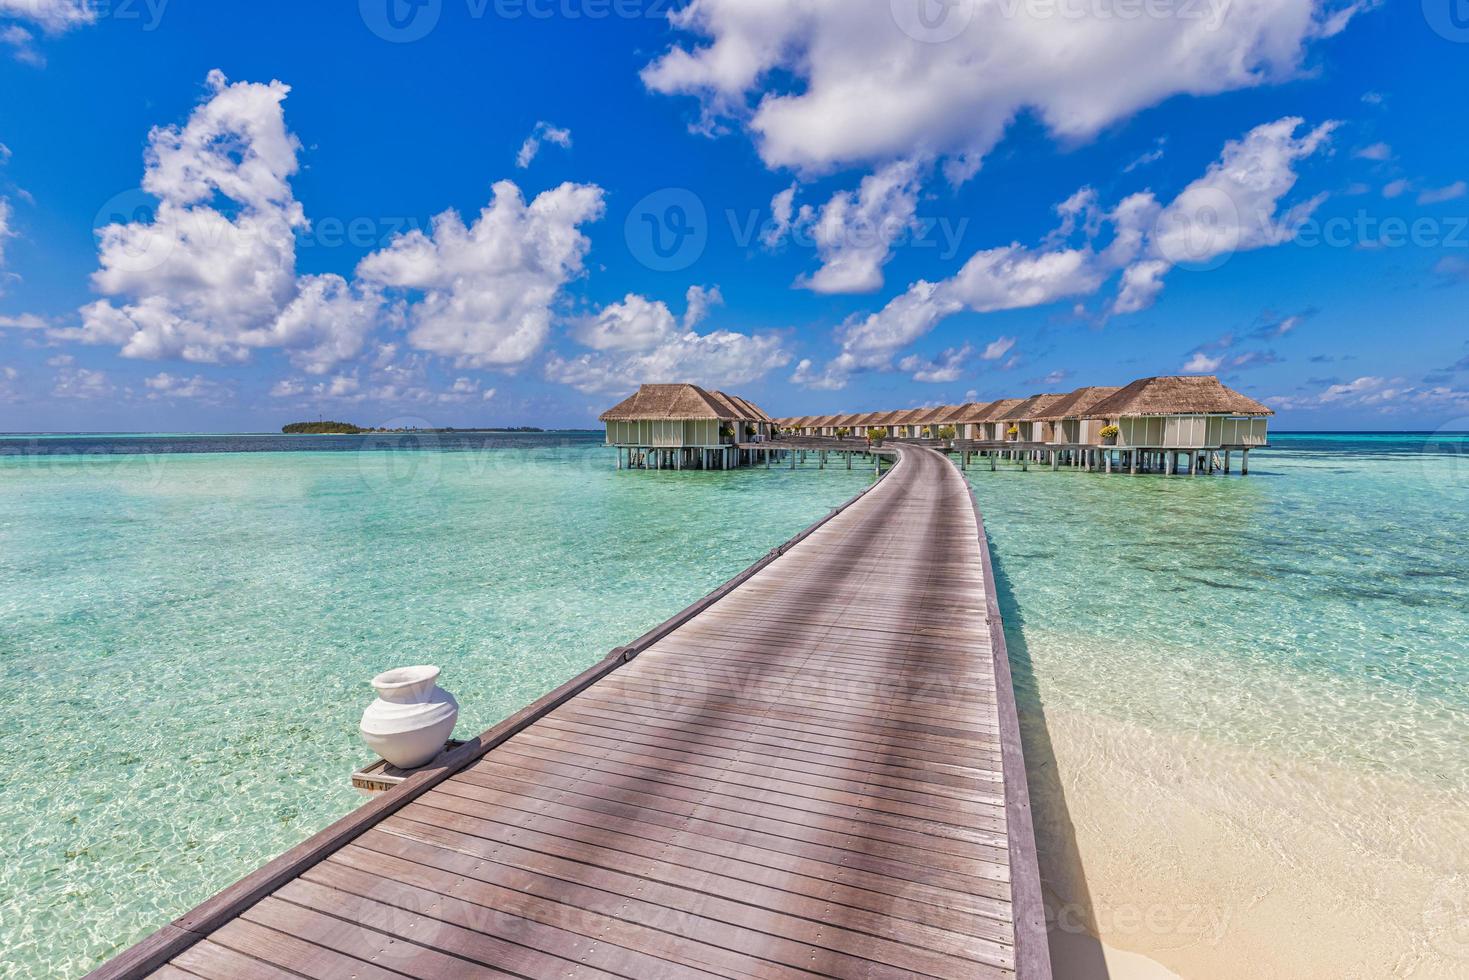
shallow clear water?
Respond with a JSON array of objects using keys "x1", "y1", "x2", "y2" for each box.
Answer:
[
  {"x1": 969, "y1": 433, "x2": 1469, "y2": 789},
  {"x1": 968, "y1": 433, "x2": 1469, "y2": 976},
  {"x1": 0, "y1": 433, "x2": 871, "y2": 977},
  {"x1": 3, "y1": 432, "x2": 1465, "y2": 977}
]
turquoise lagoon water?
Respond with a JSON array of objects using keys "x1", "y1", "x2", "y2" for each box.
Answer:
[
  {"x1": 0, "y1": 433, "x2": 871, "y2": 977},
  {"x1": 971, "y1": 432, "x2": 1469, "y2": 787},
  {"x1": 1, "y1": 431, "x2": 1466, "y2": 976},
  {"x1": 966, "y1": 432, "x2": 1469, "y2": 975}
]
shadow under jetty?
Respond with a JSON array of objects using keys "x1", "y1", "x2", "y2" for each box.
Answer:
[{"x1": 987, "y1": 545, "x2": 1112, "y2": 978}]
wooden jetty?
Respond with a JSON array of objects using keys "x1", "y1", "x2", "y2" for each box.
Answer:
[{"x1": 91, "y1": 446, "x2": 1049, "y2": 980}]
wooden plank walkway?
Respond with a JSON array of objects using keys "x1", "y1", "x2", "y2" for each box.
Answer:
[{"x1": 91, "y1": 447, "x2": 1049, "y2": 980}]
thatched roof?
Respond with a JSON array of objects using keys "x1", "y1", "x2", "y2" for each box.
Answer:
[
  {"x1": 706, "y1": 390, "x2": 749, "y2": 419},
  {"x1": 832, "y1": 413, "x2": 865, "y2": 427},
  {"x1": 948, "y1": 401, "x2": 994, "y2": 423},
  {"x1": 1032, "y1": 386, "x2": 1122, "y2": 421},
  {"x1": 715, "y1": 391, "x2": 773, "y2": 422},
  {"x1": 998, "y1": 394, "x2": 1066, "y2": 421},
  {"x1": 889, "y1": 408, "x2": 929, "y2": 425},
  {"x1": 1085, "y1": 375, "x2": 1274, "y2": 418},
  {"x1": 966, "y1": 398, "x2": 1023, "y2": 423},
  {"x1": 853, "y1": 412, "x2": 888, "y2": 426},
  {"x1": 599, "y1": 384, "x2": 740, "y2": 421},
  {"x1": 913, "y1": 405, "x2": 958, "y2": 426}
]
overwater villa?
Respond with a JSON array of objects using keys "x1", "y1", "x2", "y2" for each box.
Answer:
[
  {"x1": 888, "y1": 408, "x2": 928, "y2": 439},
  {"x1": 1084, "y1": 374, "x2": 1273, "y2": 473},
  {"x1": 945, "y1": 401, "x2": 991, "y2": 441},
  {"x1": 608, "y1": 374, "x2": 1271, "y2": 476},
  {"x1": 963, "y1": 398, "x2": 1023, "y2": 442},
  {"x1": 711, "y1": 390, "x2": 776, "y2": 441},
  {"x1": 600, "y1": 383, "x2": 775, "y2": 469},
  {"x1": 913, "y1": 405, "x2": 961, "y2": 438},
  {"x1": 1037, "y1": 386, "x2": 1122, "y2": 445},
  {"x1": 997, "y1": 394, "x2": 1066, "y2": 443}
]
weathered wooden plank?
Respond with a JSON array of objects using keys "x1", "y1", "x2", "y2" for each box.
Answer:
[
  {"x1": 166, "y1": 938, "x2": 305, "y2": 980},
  {"x1": 427, "y1": 777, "x2": 1014, "y2": 899},
  {"x1": 411, "y1": 784, "x2": 1015, "y2": 920},
  {"x1": 299, "y1": 859, "x2": 709, "y2": 979},
  {"x1": 364, "y1": 821, "x2": 1015, "y2": 978},
  {"x1": 532, "y1": 710, "x2": 1004, "y2": 789},
  {"x1": 204, "y1": 916, "x2": 409, "y2": 980},
  {"x1": 393, "y1": 797, "x2": 1016, "y2": 943},
  {"x1": 514, "y1": 721, "x2": 1004, "y2": 802}
]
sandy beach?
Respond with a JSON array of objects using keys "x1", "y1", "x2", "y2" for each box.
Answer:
[{"x1": 1025, "y1": 705, "x2": 1469, "y2": 979}]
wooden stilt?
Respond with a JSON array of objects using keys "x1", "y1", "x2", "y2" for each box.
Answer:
[{"x1": 1241, "y1": 448, "x2": 1250, "y2": 475}]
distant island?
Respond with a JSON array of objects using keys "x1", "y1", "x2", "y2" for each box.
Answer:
[
  {"x1": 282, "y1": 421, "x2": 546, "y2": 434},
  {"x1": 282, "y1": 421, "x2": 363, "y2": 434}
]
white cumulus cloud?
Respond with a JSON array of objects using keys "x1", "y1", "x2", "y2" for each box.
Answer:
[
  {"x1": 52, "y1": 365, "x2": 113, "y2": 399},
  {"x1": 791, "y1": 118, "x2": 1333, "y2": 389},
  {"x1": 359, "y1": 180, "x2": 604, "y2": 368},
  {"x1": 571, "y1": 292, "x2": 679, "y2": 352},
  {"x1": 547, "y1": 285, "x2": 788, "y2": 394},
  {"x1": 59, "y1": 71, "x2": 361, "y2": 368},
  {"x1": 0, "y1": 194, "x2": 12, "y2": 273},
  {"x1": 1418, "y1": 181, "x2": 1466, "y2": 206},
  {"x1": 58, "y1": 72, "x2": 604, "y2": 379},
  {"x1": 642, "y1": 0, "x2": 1356, "y2": 181},
  {"x1": 144, "y1": 372, "x2": 232, "y2": 402},
  {"x1": 515, "y1": 121, "x2": 572, "y2": 168},
  {"x1": 0, "y1": 0, "x2": 96, "y2": 32},
  {"x1": 900, "y1": 344, "x2": 972, "y2": 383},
  {"x1": 795, "y1": 160, "x2": 923, "y2": 294}
]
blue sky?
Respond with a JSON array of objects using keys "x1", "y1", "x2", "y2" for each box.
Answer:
[{"x1": 0, "y1": 0, "x2": 1466, "y2": 431}]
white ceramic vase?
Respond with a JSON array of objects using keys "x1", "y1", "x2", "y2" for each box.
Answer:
[{"x1": 359, "y1": 665, "x2": 459, "y2": 769}]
